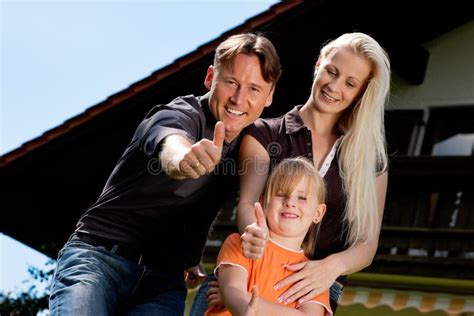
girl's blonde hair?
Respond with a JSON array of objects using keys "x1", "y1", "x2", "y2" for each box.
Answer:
[
  {"x1": 262, "y1": 157, "x2": 326, "y2": 257},
  {"x1": 320, "y1": 32, "x2": 390, "y2": 246}
]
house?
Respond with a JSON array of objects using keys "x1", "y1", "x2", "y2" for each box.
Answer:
[{"x1": 1, "y1": 1, "x2": 473, "y2": 314}]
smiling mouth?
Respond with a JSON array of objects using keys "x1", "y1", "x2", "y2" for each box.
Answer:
[
  {"x1": 321, "y1": 90, "x2": 339, "y2": 103},
  {"x1": 225, "y1": 106, "x2": 245, "y2": 116},
  {"x1": 281, "y1": 212, "x2": 299, "y2": 219}
]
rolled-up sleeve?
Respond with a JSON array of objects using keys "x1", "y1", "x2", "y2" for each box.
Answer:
[{"x1": 138, "y1": 107, "x2": 199, "y2": 157}]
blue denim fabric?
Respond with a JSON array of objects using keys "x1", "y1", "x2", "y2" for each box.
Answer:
[
  {"x1": 49, "y1": 238, "x2": 186, "y2": 315},
  {"x1": 329, "y1": 281, "x2": 344, "y2": 313},
  {"x1": 189, "y1": 273, "x2": 216, "y2": 316}
]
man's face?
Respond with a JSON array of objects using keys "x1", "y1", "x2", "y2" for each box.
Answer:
[{"x1": 205, "y1": 53, "x2": 274, "y2": 143}]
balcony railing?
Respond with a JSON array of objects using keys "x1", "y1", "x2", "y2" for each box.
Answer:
[
  {"x1": 204, "y1": 156, "x2": 474, "y2": 280},
  {"x1": 371, "y1": 156, "x2": 474, "y2": 279}
]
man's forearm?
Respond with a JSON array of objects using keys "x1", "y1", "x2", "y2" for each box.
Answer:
[{"x1": 159, "y1": 135, "x2": 191, "y2": 179}]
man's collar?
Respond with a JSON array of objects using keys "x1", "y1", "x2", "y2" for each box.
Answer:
[
  {"x1": 200, "y1": 92, "x2": 217, "y2": 127},
  {"x1": 200, "y1": 92, "x2": 237, "y2": 147}
]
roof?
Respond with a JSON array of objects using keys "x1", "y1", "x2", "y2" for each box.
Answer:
[
  {"x1": 0, "y1": 0, "x2": 303, "y2": 168},
  {"x1": 1, "y1": 0, "x2": 472, "y2": 168}
]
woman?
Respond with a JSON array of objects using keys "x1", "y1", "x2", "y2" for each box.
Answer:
[
  {"x1": 195, "y1": 32, "x2": 390, "y2": 314},
  {"x1": 236, "y1": 31, "x2": 390, "y2": 312}
]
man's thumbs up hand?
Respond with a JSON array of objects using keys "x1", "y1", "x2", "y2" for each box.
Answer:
[{"x1": 177, "y1": 121, "x2": 226, "y2": 179}]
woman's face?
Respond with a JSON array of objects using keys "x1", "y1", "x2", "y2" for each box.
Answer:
[{"x1": 310, "y1": 47, "x2": 372, "y2": 116}]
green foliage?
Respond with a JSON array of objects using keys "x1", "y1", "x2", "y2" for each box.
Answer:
[
  {"x1": 0, "y1": 293, "x2": 49, "y2": 316},
  {"x1": 0, "y1": 260, "x2": 54, "y2": 316}
]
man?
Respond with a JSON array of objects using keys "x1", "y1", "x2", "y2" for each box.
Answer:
[{"x1": 49, "y1": 33, "x2": 281, "y2": 315}]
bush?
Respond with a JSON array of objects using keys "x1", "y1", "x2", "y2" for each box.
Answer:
[{"x1": 0, "y1": 260, "x2": 54, "y2": 316}]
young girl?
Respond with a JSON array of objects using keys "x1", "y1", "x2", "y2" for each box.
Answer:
[{"x1": 206, "y1": 157, "x2": 332, "y2": 316}]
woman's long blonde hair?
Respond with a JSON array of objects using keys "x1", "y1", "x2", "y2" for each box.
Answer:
[{"x1": 320, "y1": 32, "x2": 390, "y2": 246}]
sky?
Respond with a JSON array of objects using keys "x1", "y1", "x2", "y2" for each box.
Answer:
[{"x1": 0, "y1": 0, "x2": 279, "y2": 296}]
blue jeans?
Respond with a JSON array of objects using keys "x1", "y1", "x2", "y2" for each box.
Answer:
[
  {"x1": 189, "y1": 274, "x2": 216, "y2": 316},
  {"x1": 190, "y1": 274, "x2": 343, "y2": 315},
  {"x1": 49, "y1": 238, "x2": 186, "y2": 315},
  {"x1": 329, "y1": 281, "x2": 344, "y2": 313}
]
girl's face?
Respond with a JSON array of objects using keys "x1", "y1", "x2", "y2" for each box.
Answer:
[
  {"x1": 310, "y1": 47, "x2": 371, "y2": 116},
  {"x1": 266, "y1": 177, "x2": 324, "y2": 241}
]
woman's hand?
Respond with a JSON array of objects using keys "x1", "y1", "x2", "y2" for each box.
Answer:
[
  {"x1": 274, "y1": 258, "x2": 341, "y2": 305},
  {"x1": 240, "y1": 203, "x2": 269, "y2": 259}
]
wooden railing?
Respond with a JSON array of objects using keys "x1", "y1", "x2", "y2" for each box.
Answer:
[
  {"x1": 203, "y1": 156, "x2": 474, "y2": 279},
  {"x1": 372, "y1": 156, "x2": 474, "y2": 279}
]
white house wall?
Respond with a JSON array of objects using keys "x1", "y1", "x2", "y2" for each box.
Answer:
[{"x1": 390, "y1": 21, "x2": 474, "y2": 110}]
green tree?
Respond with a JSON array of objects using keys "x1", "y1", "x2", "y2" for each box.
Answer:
[{"x1": 0, "y1": 260, "x2": 54, "y2": 316}]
